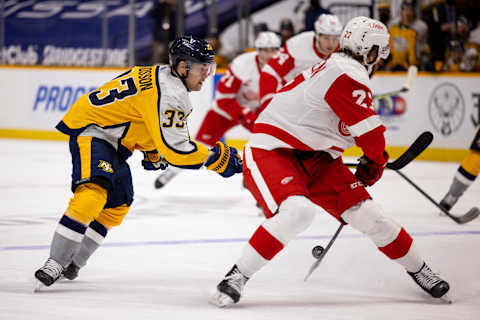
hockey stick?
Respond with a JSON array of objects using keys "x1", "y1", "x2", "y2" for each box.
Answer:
[
  {"x1": 344, "y1": 131, "x2": 434, "y2": 170},
  {"x1": 394, "y1": 170, "x2": 480, "y2": 224},
  {"x1": 373, "y1": 65, "x2": 418, "y2": 100},
  {"x1": 304, "y1": 224, "x2": 344, "y2": 281},
  {"x1": 304, "y1": 131, "x2": 434, "y2": 281}
]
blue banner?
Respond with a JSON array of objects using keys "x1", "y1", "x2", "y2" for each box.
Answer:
[
  {"x1": 184, "y1": 0, "x2": 279, "y2": 37},
  {"x1": 3, "y1": 0, "x2": 279, "y2": 66},
  {"x1": 4, "y1": 0, "x2": 155, "y2": 66}
]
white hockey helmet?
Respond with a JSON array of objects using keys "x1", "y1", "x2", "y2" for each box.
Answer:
[
  {"x1": 340, "y1": 16, "x2": 390, "y2": 68},
  {"x1": 255, "y1": 31, "x2": 281, "y2": 49},
  {"x1": 314, "y1": 14, "x2": 343, "y2": 36}
]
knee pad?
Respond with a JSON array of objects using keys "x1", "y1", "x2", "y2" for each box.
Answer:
[
  {"x1": 66, "y1": 183, "x2": 108, "y2": 225},
  {"x1": 96, "y1": 204, "x2": 130, "y2": 228},
  {"x1": 264, "y1": 196, "x2": 316, "y2": 243},
  {"x1": 342, "y1": 200, "x2": 401, "y2": 247}
]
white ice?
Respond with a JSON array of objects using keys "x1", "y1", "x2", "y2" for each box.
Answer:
[{"x1": 1, "y1": 139, "x2": 479, "y2": 320}]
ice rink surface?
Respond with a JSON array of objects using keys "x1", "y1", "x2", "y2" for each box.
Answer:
[{"x1": 1, "y1": 139, "x2": 479, "y2": 320}]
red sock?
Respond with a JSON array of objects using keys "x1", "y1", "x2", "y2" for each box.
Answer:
[{"x1": 248, "y1": 225, "x2": 284, "y2": 260}]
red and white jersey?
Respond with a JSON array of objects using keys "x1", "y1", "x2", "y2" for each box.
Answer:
[
  {"x1": 259, "y1": 31, "x2": 329, "y2": 111},
  {"x1": 212, "y1": 51, "x2": 262, "y2": 121},
  {"x1": 249, "y1": 53, "x2": 387, "y2": 164}
]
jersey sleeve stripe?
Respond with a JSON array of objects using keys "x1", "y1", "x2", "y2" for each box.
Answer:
[
  {"x1": 215, "y1": 92, "x2": 237, "y2": 99},
  {"x1": 260, "y1": 93, "x2": 275, "y2": 105},
  {"x1": 348, "y1": 115, "x2": 383, "y2": 137}
]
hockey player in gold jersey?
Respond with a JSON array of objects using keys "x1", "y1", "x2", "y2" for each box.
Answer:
[{"x1": 34, "y1": 36, "x2": 243, "y2": 290}]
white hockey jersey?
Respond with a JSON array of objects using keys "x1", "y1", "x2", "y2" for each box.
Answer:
[
  {"x1": 249, "y1": 53, "x2": 387, "y2": 165},
  {"x1": 212, "y1": 51, "x2": 262, "y2": 121},
  {"x1": 259, "y1": 31, "x2": 329, "y2": 109}
]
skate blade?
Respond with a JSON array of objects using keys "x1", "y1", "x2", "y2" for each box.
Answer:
[
  {"x1": 439, "y1": 294, "x2": 452, "y2": 304},
  {"x1": 209, "y1": 291, "x2": 235, "y2": 308},
  {"x1": 33, "y1": 279, "x2": 45, "y2": 293}
]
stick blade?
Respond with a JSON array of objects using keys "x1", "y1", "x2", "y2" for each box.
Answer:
[
  {"x1": 387, "y1": 131, "x2": 434, "y2": 170},
  {"x1": 456, "y1": 207, "x2": 480, "y2": 224},
  {"x1": 304, "y1": 257, "x2": 323, "y2": 281}
]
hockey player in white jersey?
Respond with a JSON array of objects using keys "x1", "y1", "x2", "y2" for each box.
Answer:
[
  {"x1": 258, "y1": 13, "x2": 342, "y2": 113},
  {"x1": 154, "y1": 32, "x2": 281, "y2": 189},
  {"x1": 211, "y1": 16, "x2": 450, "y2": 308}
]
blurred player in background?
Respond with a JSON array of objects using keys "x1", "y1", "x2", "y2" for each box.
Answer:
[
  {"x1": 154, "y1": 32, "x2": 281, "y2": 189},
  {"x1": 440, "y1": 126, "x2": 480, "y2": 211},
  {"x1": 259, "y1": 13, "x2": 342, "y2": 112},
  {"x1": 210, "y1": 16, "x2": 450, "y2": 308},
  {"x1": 34, "y1": 36, "x2": 243, "y2": 290}
]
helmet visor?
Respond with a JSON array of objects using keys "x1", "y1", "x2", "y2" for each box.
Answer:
[{"x1": 189, "y1": 61, "x2": 217, "y2": 78}]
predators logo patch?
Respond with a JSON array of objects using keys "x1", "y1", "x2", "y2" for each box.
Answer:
[{"x1": 98, "y1": 160, "x2": 114, "y2": 173}]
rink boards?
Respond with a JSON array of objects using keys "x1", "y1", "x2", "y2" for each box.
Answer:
[{"x1": 0, "y1": 65, "x2": 479, "y2": 161}]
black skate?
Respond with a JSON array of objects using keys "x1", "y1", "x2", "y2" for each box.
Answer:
[
  {"x1": 34, "y1": 258, "x2": 64, "y2": 291},
  {"x1": 408, "y1": 263, "x2": 450, "y2": 301},
  {"x1": 63, "y1": 262, "x2": 80, "y2": 280},
  {"x1": 210, "y1": 265, "x2": 249, "y2": 307}
]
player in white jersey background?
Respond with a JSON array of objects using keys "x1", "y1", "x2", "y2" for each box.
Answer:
[
  {"x1": 210, "y1": 16, "x2": 450, "y2": 308},
  {"x1": 154, "y1": 32, "x2": 281, "y2": 189},
  {"x1": 258, "y1": 13, "x2": 342, "y2": 113}
]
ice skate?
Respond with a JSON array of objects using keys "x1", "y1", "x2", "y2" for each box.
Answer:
[
  {"x1": 210, "y1": 265, "x2": 249, "y2": 308},
  {"x1": 63, "y1": 262, "x2": 80, "y2": 280},
  {"x1": 34, "y1": 258, "x2": 64, "y2": 291},
  {"x1": 154, "y1": 167, "x2": 179, "y2": 189},
  {"x1": 408, "y1": 263, "x2": 451, "y2": 302}
]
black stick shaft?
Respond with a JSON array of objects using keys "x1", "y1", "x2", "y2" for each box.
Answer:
[
  {"x1": 321, "y1": 224, "x2": 344, "y2": 254},
  {"x1": 304, "y1": 224, "x2": 344, "y2": 281},
  {"x1": 394, "y1": 170, "x2": 460, "y2": 223}
]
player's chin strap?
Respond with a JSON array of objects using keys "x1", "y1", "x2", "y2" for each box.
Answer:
[
  {"x1": 365, "y1": 57, "x2": 381, "y2": 78},
  {"x1": 172, "y1": 61, "x2": 192, "y2": 92}
]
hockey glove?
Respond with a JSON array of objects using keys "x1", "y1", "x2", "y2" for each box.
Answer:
[
  {"x1": 239, "y1": 109, "x2": 258, "y2": 132},
  {"x1": 205, "y1": 142, "x2": 243, "y2": 178},
  {"x1": 142, "y1": 151, "x2": 168, "y2": 171},
  {"x1": 354, "y1": 151, "x2": 389, "y2": 186}
]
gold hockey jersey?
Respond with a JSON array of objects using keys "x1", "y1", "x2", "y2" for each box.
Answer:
[
  {"x1": 386, "y1": 24, "x2": 417, "y2": 70},
  {"x1": 56, "y1": 65, "x2": 210, "y2": 168}
]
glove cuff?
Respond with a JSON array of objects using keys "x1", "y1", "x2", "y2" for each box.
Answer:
[{"x1": 205, "y1": 142, "x2": 231, "y2": 174}]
